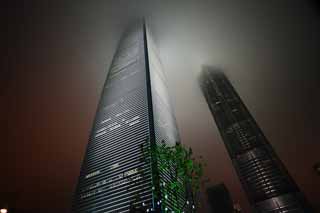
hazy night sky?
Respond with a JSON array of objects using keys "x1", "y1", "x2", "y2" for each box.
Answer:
[{"x1": 3, "y1": 0, "x2": 320, "y2": 212}]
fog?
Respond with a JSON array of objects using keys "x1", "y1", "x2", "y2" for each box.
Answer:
[{"x1": 3, "y1": 0, "x2": 320, "y2": 212}]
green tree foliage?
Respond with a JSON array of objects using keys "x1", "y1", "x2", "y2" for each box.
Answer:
[{"x1": 140, "y1": 140, "x2": 205, "y2": 212}]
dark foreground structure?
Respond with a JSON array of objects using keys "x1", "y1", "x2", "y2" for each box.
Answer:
[
  {"x1": 72, "y1": 22, "x2": 184, "y2": 212},
  {"x1": 314, "y1": 162, "x2": 320, "y2": 176},
  {"x1": 199, "y1": 68, "x2": 312, "y2": 213},
  {"x1": 207, "y1": 183, "x2": 234, "y2": 213}
]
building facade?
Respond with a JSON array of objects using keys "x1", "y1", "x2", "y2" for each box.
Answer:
[
  {"x1": 72, "y1": 22, "x2": 181, "y2": 213},
  {"x1": 199, "y1": 68, "x2": 312, "y2": 213}
]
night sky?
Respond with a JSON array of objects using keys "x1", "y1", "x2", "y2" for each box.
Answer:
[{"x1": 3, "y1": 0, "x2": 320, "y2": 212}]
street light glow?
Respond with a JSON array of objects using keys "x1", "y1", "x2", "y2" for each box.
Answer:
[{"x1": 0, "y1": 209, "x2": 8, "y2": 213}]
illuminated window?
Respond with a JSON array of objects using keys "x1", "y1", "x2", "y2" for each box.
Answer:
[
  {"x1": 101, "y1": 118, "x2": 111, "y2": 124},
  {"x1": 129, "y1": 120, "x2": 140, "y2": 126},
  {"x1": 110, "y1": 124, "x2": 121, "y2": 131},
  {"x1": 125, "y1": 116, "x2": 140, "y2": 124},
  {"x1": 96, "y1": 127, "x2": 107, "y2": 133},
  {"x1": 85, "y1": 170, "x2": 101, "y2": 179},
  {"x1": 95, "y1": 131, "x2": 106, "y2": 138},
  {"x1": 116, "y1": 109, "x2": 130, "y2": 117},
  {"x1": 124, "y1": 168, "x2": 139, "y2": 177},
  {"x1": 110, "y1": 163, "x2": 120, "y2": 169},
  {"x1": 80, "y1": 187, "x2": 104, "y2": 199},
  {"x1": 107, "y1": 122, "x2": 119, "y2": 128}
]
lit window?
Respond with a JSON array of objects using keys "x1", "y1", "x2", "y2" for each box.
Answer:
[
  {"x1": 80, "y1": 187, "x2": 104, "y2": 199},
  {"x1": 110, "y1": 124, "x2": 121, "y2": 131},
  {"x1": 116, "y1": 109, "x2": 130, "y2": 117},
  {"x1": 101, "y1": 118, "x2": 111, "y2": 124},
  {"x1": 95, "y1": 131, "x2": 106, "y2": 138},
  {"x1": 107, "y1": 122, "x2": 118, "y2": 128},
  {"x1": 124, "y1": 168, "x2": 139, "y2": 176},
  {"x1": 85, "y1": 170, "x2": 100, "y2": 179},
  {"x1": 129, "y1": 120, "x2": 140, "y2": 126},
  {"x1": 110, "y1": 163, "x2": 120, "y2": 169},
  {"x1": 96, "y1": 127, "x2": 107, "y2": 133},
  {"x1": 125, "y1": 116, "x2": 140, "y2": 124}
]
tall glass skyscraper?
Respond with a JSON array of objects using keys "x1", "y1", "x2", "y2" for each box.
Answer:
[
  {"x1": 199, "y1": 68, "x2": 312, "y2": 213},
  {"x1": 72, "y1": 21, "x2": 181, "y2": 213}
]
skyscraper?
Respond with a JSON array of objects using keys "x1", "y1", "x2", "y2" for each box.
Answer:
[
  {"x1": 199, "y1": 68, "x2": 312, "y2": 213},
  {"x1": 71, "y1": 21, "x2": 181, "y2": 213}
]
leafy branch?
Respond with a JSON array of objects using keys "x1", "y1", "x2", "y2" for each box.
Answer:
[{"x1": 139, "y1": 140, "x2": 205, "y2": 212}]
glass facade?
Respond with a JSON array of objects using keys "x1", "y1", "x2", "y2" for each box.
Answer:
[
  {"x1": 199, "y1": 68, "x2": 312, "y2": 213},
  {"x1": 72, "y1": 22, "x2": 181, "y2": 212}
]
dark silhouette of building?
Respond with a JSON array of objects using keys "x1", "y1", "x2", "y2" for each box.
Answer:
[
  {"x1": 199, "y1": 67, "x2": 312, "y2": 213},
  {"x1": 71, "y1": 21, "x2": 182, "y2": 212},
  {"x1": 207, "y1": 183, "x2": 234, "y2": 213},
  {"x1": 314, "y1": 162, "x2": 320, "y2": 175}
]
